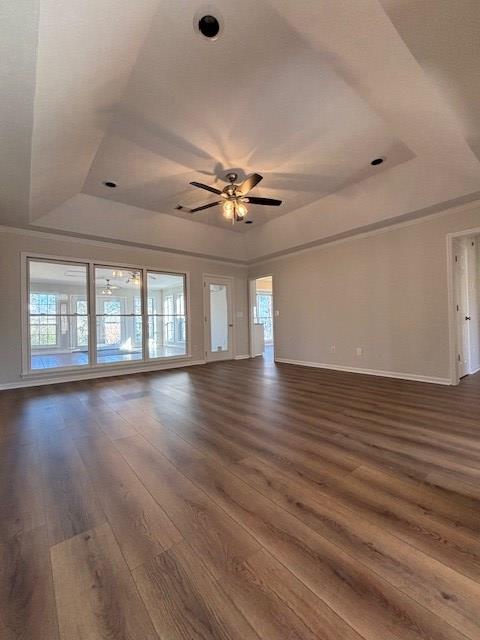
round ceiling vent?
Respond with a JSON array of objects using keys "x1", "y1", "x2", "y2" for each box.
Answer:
[{"x1": 194, "y1": 8, "x2": 223, "y2": 40}]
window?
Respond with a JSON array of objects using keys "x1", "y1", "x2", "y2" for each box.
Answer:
[
  {"x1": 27, "y1": 259, "x2": 89, "y2": 370},
  {"x1": 25, "y1": 258, "x2": 189, "y2": 374},
  {"x1": 147, "y1": 272, "x2": 187, "y2": 358},
  {"x1": 75, "y1": 300, "x2": 89, "y2": 347},
  {"x1": 101, "y1": 299, "x2": 122, "y2": 345},
  {"x1": 95, "y1": 267, "x2": 143, "y2": 365},
  {"x1": 30, "y1": 294, "x2": 58, "y2": 347},
  {"x1": 134, "y1": 297, "x2": 155, "y2": 347}
]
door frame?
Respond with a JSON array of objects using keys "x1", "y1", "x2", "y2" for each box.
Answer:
[
  {"x1": 203, "y1": 273, "x2": 235, "y2": 362},
  {"x1": 248, "y1": 274, "x2": 276, "y2": 360},
  {"x1": 447, "y1": 228, "x2": 480, "y2": 384}
]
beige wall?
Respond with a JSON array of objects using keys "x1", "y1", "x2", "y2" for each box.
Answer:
[
  {"x1": 249, "y1": 203, "x2": 480, "y2": 382},
  {"x1": 0, "y1": 229, "x2": 248, "y2": 386},
  {"x1": 4, "y1": 201, "x2": 480, "y2": 388}
]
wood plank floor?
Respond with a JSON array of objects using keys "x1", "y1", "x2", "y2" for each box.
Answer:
[{"x1": 1, "y1": 357, "x2": 480, "y2": 639}]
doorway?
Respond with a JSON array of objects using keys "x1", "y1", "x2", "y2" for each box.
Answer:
[
  {"x1": 451, "y1": 236, "x2": 480, "y2": 382},
  {"x1": 250, "y1": 276, "x2": 275, "y2": 362},
  {"x1": 204, "y1": 275, "x2": 234, "y2": 361}
]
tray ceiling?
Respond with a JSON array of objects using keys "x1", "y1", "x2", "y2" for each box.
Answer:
[
  {"x1": 83, "y1": 0, "x2": 414, "y2": 232},
  {"x1": 2, "y1": 0, "x2": 480, "y2": 261}
]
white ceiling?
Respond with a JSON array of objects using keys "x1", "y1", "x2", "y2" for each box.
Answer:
[
  {"x1": 30, "y1": 260, "x2": 87, "y2": 285},
  {"x1": 380, "y1": 0, "x2": 480, "y2": 160},
  {"x1": 82, "y1": 0, "x2": 413, "y2": 232},
  {"x1": 2, "y1": 0, "x2": 480, "y2": 260}
]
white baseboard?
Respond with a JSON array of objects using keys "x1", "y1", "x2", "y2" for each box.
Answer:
[
  {"x1": 275, "y1": 358, "x2": 451, "y2": 385},
  {"x1": 0, "y1": 359, "x2": 206, "y2": 391},
  {"x1": 234, "y1": 355, "x2": 251, "y2": 360}
]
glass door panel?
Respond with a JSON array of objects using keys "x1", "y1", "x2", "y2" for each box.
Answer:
[
  {"x1": 204, "y1": 277, "x2": 233, "y2": 361},
  {"x1": 209, "y1": 284, "x2": 228, "y2": 352}
]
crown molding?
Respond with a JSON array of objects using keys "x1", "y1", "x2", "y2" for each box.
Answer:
[
  {"x1": 0, "y1": 223, "x2": 248, "y2": 267},
  {"x1": 2, "y1": 190, "x2": 480, "y2": 269},
  {"x1": 246, "y1": 191, "x2": 480, "y2": 267}
]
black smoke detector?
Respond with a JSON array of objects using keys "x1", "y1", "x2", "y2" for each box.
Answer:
[{"x1": 198, "y1": 15, "x2": 220, "y2": 38}]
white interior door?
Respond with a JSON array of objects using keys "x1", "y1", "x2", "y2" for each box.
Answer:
[
  {"x1": 204, "y1": 276, "x2": 233, "y2": 361},
  {"x1": 454, "y1": 240, "x2": 470, "y2": 378}
]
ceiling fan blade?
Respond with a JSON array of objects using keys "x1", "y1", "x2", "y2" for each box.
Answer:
[
  {"x1": 189, "y1": 181, "x2": 222, "y2": 195},
  {"x1": 245, "y1": 196, "x2": 282, "y2": 206},
  {"x1": 238, "y1": 173, "x2": 263, "y2": 194},
  {"x1": 176, "y1": 201, "x2": 221, "y2": 213}
]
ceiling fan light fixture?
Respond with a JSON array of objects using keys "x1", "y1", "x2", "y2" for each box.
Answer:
[
  {"x1": 125, "y1": 270, "x2": 141, "y2": 285},
  {"x1": 236, "y1": 202, "x2": 248, "y2": 218},
  {"x1": 222, "y1": 199, "x2": 234, "y2": 219},
  {"x1": 102, "y1": 279, "x2": 114, "y2": 296}
]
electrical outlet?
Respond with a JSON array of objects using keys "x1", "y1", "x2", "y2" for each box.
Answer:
[
  {"x1": 356, "y1": 347, "x2": 363, "y2": 356},
  {"x1": 275, "y1": 310, "x2": 280, "y2": 317},
  {"x1": 330, "y1": 345, "x2": 336, "y2": 353}
]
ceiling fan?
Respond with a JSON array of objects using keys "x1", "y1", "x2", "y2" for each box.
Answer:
[
  {"x1": 111, "y1": 269, "x2": 142, "y2": 285},
  {"x1": 176, "y1": 172, "x2": 282, "y2": 224},
  {"x1": 101, "y1": 279, "x2": 118, "y2": 296}
]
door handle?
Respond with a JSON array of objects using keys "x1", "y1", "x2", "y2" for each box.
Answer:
[
  {"x1": 228, "y1": 323, "x2": 234, "y2": 327},
  {"x1": 465, "y1": 316, "x2": 471, "y2": 321}
]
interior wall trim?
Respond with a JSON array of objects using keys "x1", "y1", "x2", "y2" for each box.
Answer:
[
  {"x1": 275, "y1": 358, "x2": 452, "y2": 386},
  {"x1": 0, "y1": 224, "x2": 247, "y2": 267},
  {"x1": 2, "y1": 192, "x2": 480, "y2": 269},
  {"x1": 0, "y1": 359, "x2": 207, "y2": 391},
  {"x1": 247, "y1": 194, "x2": 480, "y2": 267},
  {"x1": 234, "y1": 354, "x2": 250, "y2": 360}
]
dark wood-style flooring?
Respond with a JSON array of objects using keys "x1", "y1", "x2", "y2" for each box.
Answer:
[{"x1": 1, "y1": 356, "x2": 480, "y2": 639}]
